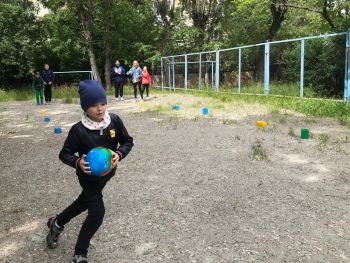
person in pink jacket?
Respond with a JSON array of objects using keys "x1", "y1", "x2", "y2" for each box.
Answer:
[{"x1": 141, "y1": 66, "x2": 152, "y2": 100}]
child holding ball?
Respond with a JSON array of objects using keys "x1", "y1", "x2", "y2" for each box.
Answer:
[{"x1": 46, "y1": 80, "x2": 133, "y2": 263}]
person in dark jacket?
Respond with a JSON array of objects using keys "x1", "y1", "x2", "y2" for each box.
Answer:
[
  {"x1": 111, "y1": 59, "x2": 125, "y2": 101},
  {"x1": 46, "y1": 80, "x2": 133, "y2": 263},
  {"x1": 32, "y1": 71, "x2": 44, "y2": 105},
  {"x1": 41, "y1": 63, "x2": 54, "y2": 104}
]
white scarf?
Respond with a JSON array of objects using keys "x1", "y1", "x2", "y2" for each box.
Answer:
[
  {"x1": 82, "y1": 111, "x2": 111, "y2": 135},
  {"x1": 115, "y1": 66, "x2": 121, "y2": 74}
]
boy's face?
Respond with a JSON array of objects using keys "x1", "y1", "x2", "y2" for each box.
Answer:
[
  {"x1": 133, "y1": 61, "x2": 138, "y2": 68},
  {"x1": 44, "y1": 64, "x2": 49, "y2": 70},
  {"x1": 115, "y1": 61, "x2": 120, "y2": 66},
  {"x1": 86, "y1": 103, "x2": 107, "y2": 122}
]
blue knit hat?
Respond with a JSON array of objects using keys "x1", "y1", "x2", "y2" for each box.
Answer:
[{"x1": 79, "y1": 80, "x2": 107, "y2": 112}]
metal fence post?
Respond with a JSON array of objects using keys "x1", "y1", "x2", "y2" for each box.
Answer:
[
  {"x1": 168, "y1": 60, "x2": 171, "y2": 89},
  {"x1": 345, "y1": 29, "x2": 350, "y2": 101},
  {"x1": 160, "y1": 57, "x2": 164, "y2": 91},
  {"x1": 206, "y1": 63, "x2": 209, "y2": 92},
  {"x1": 238, "y1": 48, "x2": 242, "y2": 94},
  {"x1": 199, "y1": 53, "x2": 202, "y2": 90},
  {"x1": 172, "y1": 57, "x2": 175, "y2": 91},
  {"x1": 300, "y1": 39, "x2": 305, "y2": 97},
  {"x1": 215, "y1": 50, "x2": 220, "y2": 92},
  {"x1": 211, "y1": 62, "x2": 214, "y2": 90},
  {"x1": 264, "y1": 41, "x2": 270, "y2": 95},
  {"x1": 184, "y1": 54, "x2": 188, "y2": 91}
]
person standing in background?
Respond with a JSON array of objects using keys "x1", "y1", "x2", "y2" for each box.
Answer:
[
  {"x1": 141, "y1": 66, "x2": 152, "y2": 100},
  {"x1": 111, "y1": 60, "x2": 125, "y2": 101},
  {"x1": 127, "y1": 60, "x2": 143, "y2": 101},
  {"x1": 32, "y1": 71, "x2": 44, "y2": 105},
  {"x1": 41, "y1": 63, "x2": 54, "y2": 105}
]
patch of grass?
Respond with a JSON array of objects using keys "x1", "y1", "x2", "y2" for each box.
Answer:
[
  {"x1": 250, "y1": 140, "x2": 268, "y2": 161},
  {"x1": 53, "y1": 86, "x2": 79, "y2": 99},
  {"x1": 270, "y1": 109, "x2": 280, "y2": 115},
  {"x1": 335, "y1": 135, "x2": 349, "y2": 144},
  {"x1": 223, "y1": 119, "x2": 237, "y2": 125},
  {"x1": 63, "y1": 97, "x2": 73, "y2": 104},
  {"x1": 304, "y1": 118, "x2": 317, "y2": 124},
  {"x1": 0, "y1": 88, "x2": 33, "y2": 102},
  {"x1": 167, "y1": 115, "x2": 180, "y2": 129},
  {"x1": 271, "y1": 112, "x2": 288, "y2": 124},
  {"x1": 211, "y1": 103, "x2": 225, "y2": 110},
  {"x1": 217, "y1": 82, "x2": 316, "y2": 97},
  {"x1": 318, "y1": 133, "x2": 330, "y2": 148},
  {"x1": 192, "y1": 115, "x2": 201, "y2": 122},
  {"x1": 288, "y1": 127, "x2": 296, "y2": 137},
  {"x1": 159, "y1": 88, "x2": 350, "y2": 120},
  {"x1": 145, "y1": 104, "x2": 169, "y2": 113},
  {"x1": 338, "y1": 116, "x2": 350, "y2": 126},
  {"x1": 189, "y1": 100, "x2": 203, "y2": 108}
]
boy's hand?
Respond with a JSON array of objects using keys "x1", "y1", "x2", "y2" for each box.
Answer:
[
  {"x1": 110, "y1": 150, "x2": 120, "y2": 169},
  {"x1": 79, "y1": 154, "x2": 91, "y2": 174}
]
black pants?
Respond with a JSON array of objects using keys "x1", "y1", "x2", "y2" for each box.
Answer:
[
  {"x1": 132, "y1": 81, "x2": 144, "y2": 99},
  {"x1": 114, "y1": 82, "x2": 124, "y2": 98},
  {"x1": 44, "y1": 84, "x2": 52, "y2": 102},
  {"x1": 56, "y1": 179, "x2": 107, "y2": 255},
  {"x1": 143, "y1": 84, "x2": 150, "y2": 97}
]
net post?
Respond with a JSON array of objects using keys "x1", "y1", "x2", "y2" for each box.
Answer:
[
  {"x1": 264, "y1": 41, "x2": 270, "y2": 95},
  {"x1": 344, "y1": 28, "x2": 350, "y2": 101},
  {"x1": 184, "y1": 54, "x2": 188, "y2": 92},
  {"x1": 168, "y1": 59, "x2": 171, "y2": 90},
  {"x1": 172, "y1": 57, "x2": 175, "y2": 91},
  {"x1": 300, "y1": 39, "x2": 305, "y2": 97},
  {"x1": 199, "y1": 53, "x2": 202, "y2": 90},
  {"x1": 215, "y1": 50, "x2": 220, "y2": 93},
  {"x1": 161, "y1": 57, "x2": 164, "y2": 91},
  {"x1": 238, "y1": 48, "x2": 241, "y2": 94}
]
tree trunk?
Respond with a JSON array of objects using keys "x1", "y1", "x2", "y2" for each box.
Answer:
[
  {"x1": 321, "y1": 0, "x2": 336, "y2": 30},
  {"x1": 103, "y1": 0, "x2": 113, "y2": 89},
  {"x1": 77, "y1": 0, "x2": 101, "y2": 81},
  {"x1": 156, "y1": 0, "x2": 176, "y2": 55},
  {"x1": 255, "y1": 0, "x2": 288, "y2": 81}
]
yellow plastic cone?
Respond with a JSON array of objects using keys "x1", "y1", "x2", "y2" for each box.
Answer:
[{"x1": 256, "y1": 120, "x2": 268, "y2": 127}]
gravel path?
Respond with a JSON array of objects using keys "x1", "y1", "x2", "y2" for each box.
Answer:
[{"x1": 1, "y1": 96, "x2": 350, "y2": 263}]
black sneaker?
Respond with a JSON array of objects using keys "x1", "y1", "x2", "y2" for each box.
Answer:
[
  {"x1": 46, "y1": 216, "x2": 63, "y2": 249},
  {"x1": 71, "y1": 254, "x2": 88, "y2": 263}
]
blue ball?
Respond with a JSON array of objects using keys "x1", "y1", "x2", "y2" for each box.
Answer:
[{"x1": 86, "y1": 147, "x2": 112, "y2": 177}]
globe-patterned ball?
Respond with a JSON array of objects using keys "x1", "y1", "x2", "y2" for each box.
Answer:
[{"x1": 86, "y1": 147, "x2": 112, "y2": 177}]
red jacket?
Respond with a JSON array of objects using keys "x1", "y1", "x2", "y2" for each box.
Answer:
[{"x1": 142, "y1": 71, "x2": 151, "y2": 85}]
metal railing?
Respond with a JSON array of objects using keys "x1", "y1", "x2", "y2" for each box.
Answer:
[
  {"x1": 53, "y1": 71, "x2": 94, "y2": 81},
  {"x1": 159, "y1": 29, "x2": 350, "y2": 101}
]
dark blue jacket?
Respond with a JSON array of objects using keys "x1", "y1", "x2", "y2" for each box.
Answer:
[
  {"x1": 41, "y1": 69, "x2": 54, "y2": 83},
  {"x1": 111, "y1": 65, "x2": 125, "y2": 83}
]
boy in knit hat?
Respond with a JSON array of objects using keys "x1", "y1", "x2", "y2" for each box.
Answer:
[{"x1": 46, "y1": 80, "x2": 133, "y2": 263}]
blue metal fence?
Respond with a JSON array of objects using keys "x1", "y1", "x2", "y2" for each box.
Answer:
[{"x1": 159, "y1": 29, "x2": 350, "y2": 102}]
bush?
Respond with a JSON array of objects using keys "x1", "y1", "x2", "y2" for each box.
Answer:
[{"x1": 281, "y1": 37, "x2": 345, "y2": 98}]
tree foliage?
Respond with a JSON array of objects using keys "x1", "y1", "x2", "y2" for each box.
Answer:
[{"x1": 1, "y1": 0, "x2": 349, "y2": 96}]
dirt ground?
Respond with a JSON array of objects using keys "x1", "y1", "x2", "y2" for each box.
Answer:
[{"x1": 1, "y1": 94, "x2": 350, "y2": 263}]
